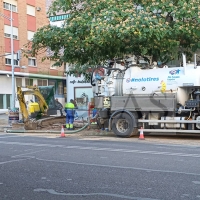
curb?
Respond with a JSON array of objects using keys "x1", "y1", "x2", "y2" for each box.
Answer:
[{"x1": 0, "y1": 127, "x2": 11, "y2": 132}]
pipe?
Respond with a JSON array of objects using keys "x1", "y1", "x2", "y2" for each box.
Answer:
[
  {"x1": 6, "y1": 123, "x2": 89, "y2": 134},
  {"x1": 177, "y1": 107, "x2": 195, "y2": 114}
]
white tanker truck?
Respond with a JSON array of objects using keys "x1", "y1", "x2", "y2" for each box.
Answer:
[{"x1": 91, "y1": 54, "x2": 200, "y2": 137}]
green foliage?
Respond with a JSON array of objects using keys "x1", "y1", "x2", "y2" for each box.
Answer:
[{"x1": 27, "y1": 0, "x2": 200, "y2": 75}]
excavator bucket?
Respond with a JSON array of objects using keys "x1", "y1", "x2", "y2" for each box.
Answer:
[{"x1": 24, "y1": 119, "x2": 38, "y2": 130}]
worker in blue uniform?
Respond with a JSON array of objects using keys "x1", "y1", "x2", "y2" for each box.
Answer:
[{"x1": 65, "y1": 99, "x2": 75, "y2": 130}]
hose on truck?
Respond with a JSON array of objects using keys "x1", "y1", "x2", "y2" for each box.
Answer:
[
  {"x1": 6, "y1": 123, "x2": 89, "y2": 134},
  {"x1": 90, "y1": 63, "x2": 130, "y2": 86}
]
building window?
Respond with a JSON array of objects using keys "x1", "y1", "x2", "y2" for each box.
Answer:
[
  {"x1": 25, "y1": 78, "x2": 33, "y2": 86},
  {"x1": 4, "y1": 25, "x2": 18, "y2": 40},
  {"x1": 27, "y1": 5, "x2": 35, "y2": 16},
  {"x1": 48, "y1": 80, "x2": 56, "y2": 93},
  {"x1": 74, "y1": 87, "x2": 92, "y2": 109},
  {"x1": 5, "y1": 58, "x2": 19, "y2": 66},
  {"x1": 3, "y1": 2, "x2": 17, "y2": 12},
  {"x1": 0, "y1": 94, "x2": 11, "y2": 109},
  {"x1": 38, "y1": 79, "x2": 48, "y2": 86},
  {"x1": 50, "y1": 60, "x2": 58, "y2": 69},
  {"x1": 28, "y1": 58, "x2": 36, "y2": 66},
  {"x1": 57, "y1": 81, "x2": 63, "y2": 95},
  {"x1": 27, "y1": 31, "x2": 35, "y2": 41},
  {"x1": 4, "y1": 33, "x2": 18, "y2": 39},
  {"x1": 16, "y1": 78, "x2": 22, "y2": 87},
  {"x1": 5, "y1": 54, "x2": 19, "y2": 66},
  {"x1": 0, "y1": 94, "x2": 3, "y2": 109}
]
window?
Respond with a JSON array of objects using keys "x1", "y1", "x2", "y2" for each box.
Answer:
[
  {"x1": 0, "y1": 94, "x2": 11, "y2": 109},
  {"x1": 74, "y1": 87, "x2": 92, "y2": 109},
  {"x1": 3, "y1": 2, "x2": 17, "y2": 12},
  {"x1": 0, "y1": 94, "x2": 3, "y2": 109},
  {"x1": 6, "y1": 94, "x2": 11, "y2": 109},
  {"x1": 5, "y1": 58, "x2": 18, "y2": 66},
  {"x1": 4, "y1": 33, "x2": 18, "y2": 39},
  {"x1": 4, "y1": 25, "x2": 18, "y2": 39},
  {"x1": 27, "y1": 5, "x2": 35, "y2": 16},
  {"x1": 27, "y1": 31, "x2": 35, "y2": 41},
  {"x1": 38, "y1": 79, "x2": 48, "y2": 86},
  {"x1": 48, "y1": 80, "x2": 56, "y2": 93},
  {"x1": 5, "y1": 54, "x2": 19, "y2": 66},
  {"x1": 25, "y1": 78, "x2": 33, "y2": 86},
  {"x1": 16, "y1": 78, "x2": 22, "y2": 87},
  {"x1": 28, "y1": 58, "x2": 36, "y2": 66},
  {"x1": 57, "y1": 81, "x2": 63, "y2": 95},
  {"x1": 50, "y1": 60, "x2": 58, "y2": 69}
]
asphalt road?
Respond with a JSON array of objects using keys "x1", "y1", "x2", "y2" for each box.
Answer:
[{"x1": 0, "y1": 132, "x2": 200, "y2": 200}]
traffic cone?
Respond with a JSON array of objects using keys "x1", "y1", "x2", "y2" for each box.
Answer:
[
  {"x1": 60, "y1": 125, "x2": 65, "y2": 137},
  {"x1": 139, "y1": 127, "x2": 145, "y2": 140}
]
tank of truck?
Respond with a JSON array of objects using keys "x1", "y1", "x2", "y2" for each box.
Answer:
[
  {"x1": 122, "y1": 65, "x2": 200, "y2": 95},
  {"x1": 96, "y1": 64, "x2": 200, "y2": 106}
]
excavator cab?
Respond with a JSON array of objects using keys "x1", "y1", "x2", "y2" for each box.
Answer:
[{"x1": 28, "y1": 101, "x2": 40, "y2": 118}]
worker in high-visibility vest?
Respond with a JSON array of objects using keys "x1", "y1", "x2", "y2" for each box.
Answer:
[
  {"x1": 160, "y1": 80, "x2": 166, "y2": 93},
  {"x1": 65, "y1": 99, "x2": 75, "y2": 130}
]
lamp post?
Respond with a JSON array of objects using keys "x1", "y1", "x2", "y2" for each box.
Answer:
[{"x1": 0, "y1": 8, "x2": 15, "y2": 110}]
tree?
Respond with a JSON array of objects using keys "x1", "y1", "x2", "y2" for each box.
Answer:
[{"x1": 27, "y1": 0, "x2": 200, "y2": 75}]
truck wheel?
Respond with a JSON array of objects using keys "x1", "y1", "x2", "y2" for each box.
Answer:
[{"x1": 112, "y1": 113, "x2": 138, "y2": 137}]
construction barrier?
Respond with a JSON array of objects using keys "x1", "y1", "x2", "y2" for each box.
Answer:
[
  {"x1": 139, "y1": 127, "x2": 145, "y2": 140},
  {"x1": 8, "y1": 108, "x2": 19, "y2": 125}
]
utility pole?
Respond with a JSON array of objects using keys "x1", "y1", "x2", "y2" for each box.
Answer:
[
  {"x1": 10, "y1": 6, "x2": 15, "y2": 110},
  {"x1": 0, "y1": 7, "x2": 15, "y2": 109}
]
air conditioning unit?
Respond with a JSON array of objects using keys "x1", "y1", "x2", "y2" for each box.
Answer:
[{"x1": 36, "y1": 7, "x2": 41, "y2": 11}]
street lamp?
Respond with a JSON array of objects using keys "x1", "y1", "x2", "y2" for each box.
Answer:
[{"x1": 0, "y1": 8, "x2": 15, "y2": 110}]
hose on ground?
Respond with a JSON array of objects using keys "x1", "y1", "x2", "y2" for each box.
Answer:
[{"x1": 6, "y1": 123, "x2": 89, "y2": 134}]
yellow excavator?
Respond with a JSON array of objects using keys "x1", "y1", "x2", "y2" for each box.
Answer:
[{"x1": 17, "y1": 85, "x2": 65, "y2": 130}]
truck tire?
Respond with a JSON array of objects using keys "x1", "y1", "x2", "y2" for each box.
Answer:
[{"x1": 112, "y1": 112, "x2": 138, "y2": 137}]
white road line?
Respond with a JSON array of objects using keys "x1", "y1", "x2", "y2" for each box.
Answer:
[
  {"x1": 36, "y1": 157, "x2": 200, "y2": 176},
  {"x1": 0, "y1": 135, "x2": 23, "y2": 139},
  {"x1": 12, "y1": 149, "x2": 46, "y2": 158},
  {"x1": 0, "y1": 158, "x2": 29, "y2": 165},
  {"x1": 0, "y1": 141, "x2": 199, "y2": 158}
]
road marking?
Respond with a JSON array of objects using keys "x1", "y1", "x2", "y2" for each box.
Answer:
[
  {"x1": 0, "y1": 135, "x2": 23, "y2": 139},
  {"x1": 12, "y1": 149, "x2": 46, "y2": 158},
  {"x1": 35, "y1": 157, "x2": 200, "y2": 177},
  {"x1": 0, "y1": 158, "x2": 29, "y2": 165},
  {"x1": 0, "y1": 141, "x2": 199, "y2": 158},
  {"x1": 33, "y1": 188, "x2": 159, "y2": 199}
]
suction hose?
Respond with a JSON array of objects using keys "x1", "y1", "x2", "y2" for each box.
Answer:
[{"x1": 6, "y1": 123, "x2": 89, "y2": 134}]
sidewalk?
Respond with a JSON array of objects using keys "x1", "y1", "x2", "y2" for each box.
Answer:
[{"x1": 0, "y1": 113, "x2": 11, "y2": 131}]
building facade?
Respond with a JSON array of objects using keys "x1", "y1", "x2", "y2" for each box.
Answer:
[{"x1": 0, "y1": 0, "x2": 66, "y2": 112}]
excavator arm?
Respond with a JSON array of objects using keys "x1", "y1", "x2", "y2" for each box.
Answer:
[{"x1": 17, "y1": 86, "x2": 29, "y2": 122}]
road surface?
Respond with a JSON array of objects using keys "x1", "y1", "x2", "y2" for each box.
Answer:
[{"x1": 0, "y1": 132, "x2": 200, "y2": 199}]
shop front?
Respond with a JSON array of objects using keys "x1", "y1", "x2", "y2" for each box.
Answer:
[{"x1": 67, "y1": 75, "x2": 93, "y2": 120}]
